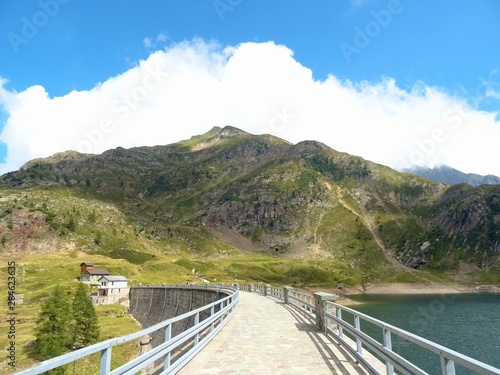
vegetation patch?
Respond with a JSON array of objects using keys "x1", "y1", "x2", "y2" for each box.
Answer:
[{"x1": 103, "y1": 249, "x2": 157, "y2": 265}]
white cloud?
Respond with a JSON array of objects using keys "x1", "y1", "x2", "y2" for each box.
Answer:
[
  {"x1": 1, "y1": 39, "x2": 500, "y2": 176},
  {"x1": 143, "y1": 32, "x2": 169, "y2": 50},
  {"x1": 143, "y1": 37, "x2": 152, "y2": 49}
]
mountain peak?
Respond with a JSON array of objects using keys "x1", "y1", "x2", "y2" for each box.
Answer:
[
  {"x1": 218, "y1": 125, "x2": 249, "y2": 137},
  {"x1": 183, "y1": 125, "x2": 250, "y2": 150}
]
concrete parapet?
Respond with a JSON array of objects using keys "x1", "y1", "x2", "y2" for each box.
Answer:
[{"x1": 313, "y1": 292, "x2": 337, "y2": 331}]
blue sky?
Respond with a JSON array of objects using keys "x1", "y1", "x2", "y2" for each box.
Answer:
[{"x1": 1, "y1": 0, "x2": 499, "y2": 175}]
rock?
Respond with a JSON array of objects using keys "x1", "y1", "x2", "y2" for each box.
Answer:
[{"x1": 420, "y1": 241, "x2": 431, "y2": 252}]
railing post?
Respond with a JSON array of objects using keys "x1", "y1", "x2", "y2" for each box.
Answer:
[
  {"x1": 264, "y1": 284, "x2": 271, "y2": 296},
  {"x1": 210, "y1": 305, "x2": 215, "y2": 332},
  {"x1": 313, "y1": 292, "x2": 337, "y2": 332},
  {"x1": 354, "y1": 315, "x2": 363, "y2": 355},
  {"x1": 441, "y1": 357, "x2": 456, "y2": 375},
  {"x1": 220, "y1": 299, "x2": 225, "y2": 323},
  {"x1": 325, "y1": 302, "x2": 332, "y2": 331},
  {"x1": 336, "y1": 307, "x2": 343, "y2": 338},
  {"x1": 194, "y1": 312, "x2": 199, "y2": 346},
  {"x1": 249, "y1": 284, "x2": 254, "y2": 293},
  {"x1": 164, "y1": 324, "x2": 171, "y2": 369},
  {"x1": 383, "y1": 328, "x2": 394, "y2": 375},
  {"x1": 99, "y1": 347, "x2": 112, "y2": 375},
  {"x1": 283, "y1": 286, "x2": 293, "y2": 304}
]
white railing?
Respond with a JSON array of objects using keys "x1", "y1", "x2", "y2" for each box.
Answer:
[
  {"x1": 268, "y1": 286, "x2": 284, "y2": 299},
  {"x1": 14, "y1": 285, "x2": 238, "y2": 375},
  {"x1": 254, "y1": 285, "x2": 500, "y2": 375},
  {"x1": 287, "y1": 289, "x2": 316, "y2": 319},
  {"x1": 325, "y1": 302, "x2": 500, "y2": 375}
]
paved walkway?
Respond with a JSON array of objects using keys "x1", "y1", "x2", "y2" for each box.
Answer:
[{"x1": 178, "y1": 292, "x2": 371, "y2": 375}]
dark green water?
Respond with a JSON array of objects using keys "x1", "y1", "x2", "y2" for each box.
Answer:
[{"x1": 346, "y1": 293, "x2": 500, "y2": 374}]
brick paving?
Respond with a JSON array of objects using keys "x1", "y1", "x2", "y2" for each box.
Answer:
[{"x1": 178, "y1": 291, "x2": 371, "y2": 375}]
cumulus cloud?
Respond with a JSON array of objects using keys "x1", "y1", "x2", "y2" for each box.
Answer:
[{"x1": 1, "y1": 39, "x2": 499, "y2": 175}]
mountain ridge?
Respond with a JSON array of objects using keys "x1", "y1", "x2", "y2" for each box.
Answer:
[
  {"x1": 401, "y1": 165, "x2": 500, "y2": 186},
  {"x1": 1, "y1": 126, "x2": 499, "y2": 278}
]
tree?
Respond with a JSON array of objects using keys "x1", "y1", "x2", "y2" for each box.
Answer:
[
  {"x1": 35, "y1": 285, "x2": 71, "y2": 375},
  {"x1": 72, "y1": 283, "x2": 100, "y2": 347}
]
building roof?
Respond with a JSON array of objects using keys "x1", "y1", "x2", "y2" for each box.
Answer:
[
  {"x1": 98, "y1": 275, "x2": 128, "y2": 282},
  {"x1": 84, "y1": 269, "x2": 109, "y2": 275},
  {"x1": 80, "y1": 262, "x2": 94, "y2": 266}
]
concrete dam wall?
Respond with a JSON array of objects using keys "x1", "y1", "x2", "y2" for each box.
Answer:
[{"x1": 129, "y1": 286, "x2": 228, "y2": 372}]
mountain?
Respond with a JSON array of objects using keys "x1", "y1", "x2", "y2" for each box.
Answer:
[
  {"x1": 402, "y1": 165, "x2": 500, "y2": 186},
  {"x1": 1, "y1": 126, "x2": 499, "y2": 281}
]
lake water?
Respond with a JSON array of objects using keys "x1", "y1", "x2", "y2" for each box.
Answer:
[{"x1": 346, "y1": 293, "x2": 500, "y2": 374}]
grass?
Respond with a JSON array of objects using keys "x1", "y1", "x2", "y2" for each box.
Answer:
[{"x1": 0, "y1": 265, "x2": 140, "y2": 374}]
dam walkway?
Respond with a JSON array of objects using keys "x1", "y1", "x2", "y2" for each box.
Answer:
[{"x1": 179, "y1": 291, "x2": 372, "y2": 375}]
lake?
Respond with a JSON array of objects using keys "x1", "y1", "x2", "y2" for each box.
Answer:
[{"x1": 346, "y1": 293, "x2": 500, "y2": 374}]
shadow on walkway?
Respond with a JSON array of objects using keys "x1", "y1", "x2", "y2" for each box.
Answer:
[{"x1": 269, "y1": 297, "x2": 370, "y2": 375}]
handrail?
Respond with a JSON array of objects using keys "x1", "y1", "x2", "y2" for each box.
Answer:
[
  {"x1": 14, "y1": 285, "x2": 238, "y2": 375},
  {"x1": 247, "y1": 285, "x2": 500, "y2": 375},
  {"x1": 288, "y1": 289, "x2": 315, "y2": 319},
  {"x1": 325, "y1": 301, "x2": 500, "y2": 375}
]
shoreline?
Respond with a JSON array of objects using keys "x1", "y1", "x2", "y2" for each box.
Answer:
[
  {"x1": 347, "y1": 283, "x2": 484, "y2": 295},
  {"x1": 308, "y1": 283, "x2": 500, "y2": 306}
]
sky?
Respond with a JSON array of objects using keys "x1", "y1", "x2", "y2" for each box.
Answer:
[{"x1": 0, "y1": 0, "x2": 499, "y2": 176}]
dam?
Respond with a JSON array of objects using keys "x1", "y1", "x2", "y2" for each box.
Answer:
[
  {"x1": 13, "y1": 284, "x2": 500, "y2": 375},
  {"x1": 128, "y1": 285, "x2": 229, "y2": 373}
]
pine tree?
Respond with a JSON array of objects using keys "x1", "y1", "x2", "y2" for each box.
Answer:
[
  {"x1": 35, "y1": 285, "x2": 71, "y2": 375},
  {"x1": 72, "y1": 283, "x2": 100, "y2": 347}
]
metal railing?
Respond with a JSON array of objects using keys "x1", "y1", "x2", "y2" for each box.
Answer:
[
  {"x1": 268, "y1": 286, "x2": 284, "y2": 299},
  {"x1": 325, "y1": 301, "x2": 500, "y2": 375},
  {"x1": 256, "y1": 285, "x2": 500, "y2": 375},
  {"x1": 14, "y1": 285, "x2": 238, "y2": 375},
  {"x1": 287, "y1": 289, "x2": 315, "y2": 319}
]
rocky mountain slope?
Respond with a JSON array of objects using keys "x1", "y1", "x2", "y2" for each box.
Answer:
[{"x1": 1, "y1": 126, "x2": 499, "y2": 276}]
